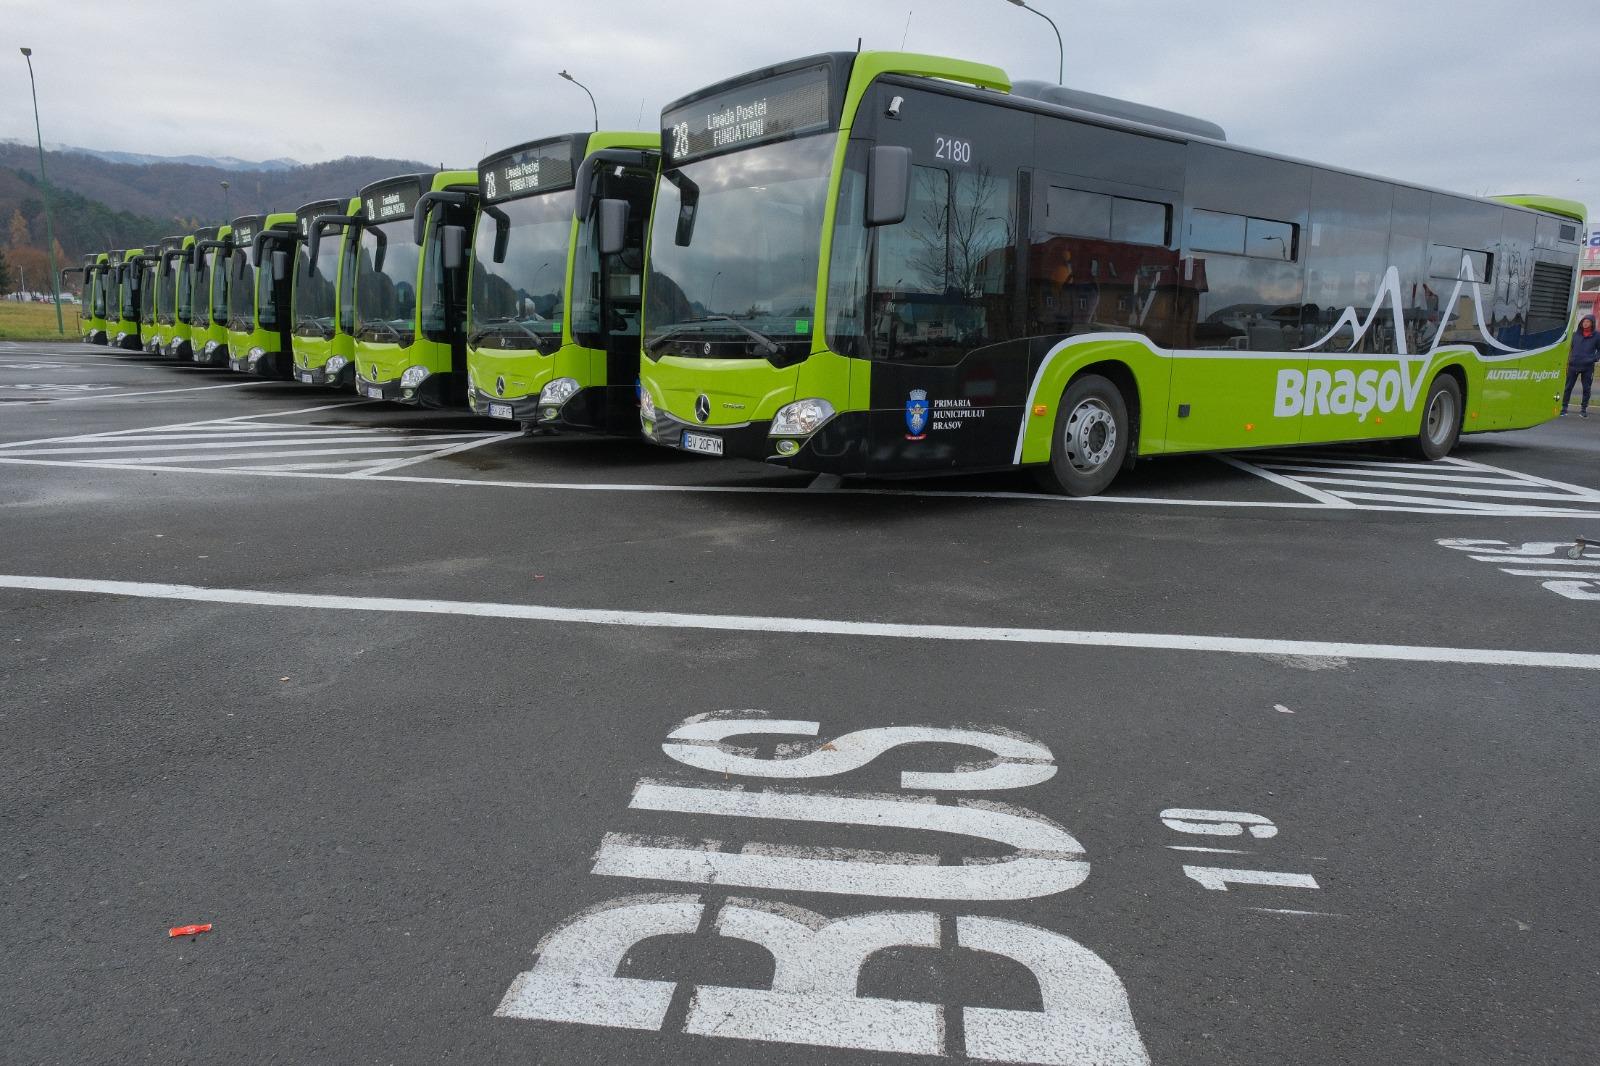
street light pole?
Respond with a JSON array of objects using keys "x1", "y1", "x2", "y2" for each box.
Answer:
[
  {"x1": 19, "y1": 48, "x2": 64, "y2": 334},
  {"x1": 220, "y1": 180, "x2": 231, "y2": 222},
  {"x1": 558, "y1": 70, "x2": 599, "y2": 132},
  {"x1": 1002, "y1": 0, "x2": 1064, "y2": 85}
]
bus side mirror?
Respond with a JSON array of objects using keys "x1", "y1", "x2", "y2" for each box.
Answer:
[
  {"x1": 597, "y1": 198, "x2": 629, "y2": 256},
  {"x1": 306, "y1": 228, "x2": 323, "y2": 275},
  {"x1": 441, "y1": 224, "x2": 467, "y2": 270},
  {"x1": 866, "y1": 145, "x2": 912, "y2": 227},
  {"x1": 271, "y1": 249, "x2": 289, "y2": 282}
]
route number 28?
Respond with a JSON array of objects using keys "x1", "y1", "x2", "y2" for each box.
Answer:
[{"x1": 935, "y1": 136, "x2": 973, "y2": 163}]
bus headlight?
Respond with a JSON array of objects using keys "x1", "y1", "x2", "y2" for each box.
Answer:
[
  {"x1": 326, "y1": 356, "x2": 349, "y2": 375},
  {"x1": 639, "y1": 389, "x2": 657, "y2": 421},
  {"x1": 770, "y1": 398, "x2": 835, "y2": 437},
  {"x1": 204, "y1": 340, "x2": 219, "y2": 355},
  {"x1": 247, "y1": 346, "x2": 266, "y2": 363},
  {"x1": 539, "y1": 377, "x2": 580, "y2": 407},
  {"x1": 400, "y1": 365, "x2": 430, "y2": 387}
]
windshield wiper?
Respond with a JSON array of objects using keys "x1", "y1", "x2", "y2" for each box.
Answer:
[
  {"x1": 647, "y1": 315, "x2": 779, "y2": 355},
  {"x1": 360, "y1": 321, "x2": 405, "y2": 343},
  {"x1": 469, "y1": 317, "x2": 550, "y2": 346}
]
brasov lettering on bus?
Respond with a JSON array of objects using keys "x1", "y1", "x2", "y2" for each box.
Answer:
[{"x1": 1273, "y1": 255, "x2": 1526, "y2": 421}]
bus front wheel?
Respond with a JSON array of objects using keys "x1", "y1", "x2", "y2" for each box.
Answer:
[
  {"x1": 1035, "y1": 373, "x2": 1130, "y2": 497},
  {"x1": 1408, "y1": 374, "x2": 1463, "y2": 461}
]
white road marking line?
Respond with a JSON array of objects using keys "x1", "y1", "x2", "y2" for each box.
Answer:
[
  {"x1": 1274, "y1": 703, "x2": 1294, "y2": 713},
  {"x1": 9, "y1": 380, "x2": 265, "y2": 404},
  {"x1": 6, "y1": 432, "x2": 492, "y2": 457},
  {"x1": 0, "y1": 399, "x2": 373, "y2": 450},
  {"x1": 1258, "y1": 462, "x2": 1530, "y2": 485},
  {"x1": 105, "y1": 443, "x2": 491, "y2": 466},
  {"x1": 4, "y1": 452, "x2": 1600, "y2": 518},
  {"x1": 1165, "y1": 845, "x2": 1250, "y2": 854},
  {"x1": 1470, "y1": 554, "x2": 1600, "y2": 567},
  {"x1": 1247, "y1": 908, "x2": 1346, "y2": 917},
  {"x1": 350, "y1": 431, "x2": 522, "y2": 476},
  {"x1": 1292, "y1": 475, "x2": 1599, "y2": 502},
  {"x1": 1331, "y1": 490, "x2": 1599, "y2": 513},
  {"x1": 3, "y1": 574, "x2": 1599, "y2": 669},
  {"x1": 1444, "y1": 455, "x2": 1600, "y2": 499},
  {"x1": 1214, "y1": 455, "x2": 1353, "y2": 507},
  {"x1": 1498, "y1": 567, "x2": 1600, "y2": 580}
]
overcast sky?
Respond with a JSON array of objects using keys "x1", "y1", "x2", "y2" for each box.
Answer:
[{"x1": 3, "y1": 0, "x2": 1596, "y2": 222}]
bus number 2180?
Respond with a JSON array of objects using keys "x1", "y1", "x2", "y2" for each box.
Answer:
[{"x1": 935, "y1": 136, "x2": 972, "y2": 163}]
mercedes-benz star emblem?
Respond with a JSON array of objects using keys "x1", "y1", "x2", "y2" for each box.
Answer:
[
  {"x1": 694, "y1": 394, "x2": 711, "y2": 423},
  {"x1": 495, "y1": 376, "x2": 505, "y2": 397},
  {"x1": 702, "y1": 342, "x2": 712, "y2": 356},
  {"x1": 371, "y1": 365, "x2": 379, "y2": 380}
]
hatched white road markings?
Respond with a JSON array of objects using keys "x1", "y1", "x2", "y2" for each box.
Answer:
[
  {"x1": 2, "y1": 573, "x2": 1599, "y2": 669},
  {"x1": 0, "y1": 413, "x2": 517, "y2": 475},
  {"x1": 1236, "y1": 451, "x2": 1600, "y2": 515}
]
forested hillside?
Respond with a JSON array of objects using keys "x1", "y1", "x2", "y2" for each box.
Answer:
[{"x1": 0, "y1": 145, "x2": 426, "y2": 293}]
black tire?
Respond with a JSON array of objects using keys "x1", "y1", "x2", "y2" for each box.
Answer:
[
  {"x1": 1033, "y1": 373, "x2": 1130, "y2": 496},
  {"x1": 1407, "y1": 373, "x2": 1463, "y2": 460}
]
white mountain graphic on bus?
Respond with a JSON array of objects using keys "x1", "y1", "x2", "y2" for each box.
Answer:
[{"x1": 1274, "y1": 253, "x2": 1525, "y2": 422}]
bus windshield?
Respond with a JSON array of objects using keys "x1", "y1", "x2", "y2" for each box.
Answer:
[
  {"x1": 644, "y1": 133, "x2": 831, "y2": 360},
  {"x1": 469, "y1": 190, "x2": 573, "y2": 351},
  {"x1": 255, "y1": 247, "x2": 279, "y2": 328},
  {"x1": 293, "y1": 227, "x2": 341, "y2": 337},
  {"x1": 157, "y1": 260, "x2": 176, "y2": 323},
  {"x1": 211, "y1": 252, "x2": 231, "y2": 325},
  {"x1": 355, "y1": 216, "x2": 421, "y2": 346},
  {"x1": 140, "y1": 264, "x2": 157, "y2": 324},
  {"x1": 89, "y1": 270, "x2": 105, "y2": 319},
  {"x1": 120, "y1": 267, "x2": 139, "y2": 320},
  {"x1": 228, "y1": 250, "x2": 255, "y2": 331},
  {"x1": 176, "y1": 258, "x2": 193, "y2": 323},
  {"x1": 193, "y1": 250, "x2": 212, "y2": 328}
]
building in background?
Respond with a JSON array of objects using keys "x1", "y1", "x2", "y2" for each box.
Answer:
[{"x1": 1580, "y1": 229, "x2": 1600, "y2": 322}]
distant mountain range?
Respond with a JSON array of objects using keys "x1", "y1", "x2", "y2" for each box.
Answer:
[
  {"x1": 1, "y1": 139, "x2": 306, "y2": 172},
  {"x1": 0, "y1": 143, "x2": 430, "y2": 271}
]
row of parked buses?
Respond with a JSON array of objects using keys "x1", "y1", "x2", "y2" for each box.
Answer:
[{"x1": 59, "y1": 50, "x2": 1587, "y2": 495}]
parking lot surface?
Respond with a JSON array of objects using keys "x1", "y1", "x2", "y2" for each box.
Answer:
[{"x1": 4, "y1": 341, "x2": 1599, "y2": 1065}]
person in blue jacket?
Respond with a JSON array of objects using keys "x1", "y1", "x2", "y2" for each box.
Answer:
[{"x1": 1565, "y1": 315, "x2": 1599, "y2": 418}]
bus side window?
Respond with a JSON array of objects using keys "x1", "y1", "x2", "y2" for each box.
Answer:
[
  {"x1": 1027, "y1": 183, "x2": 1179, "y2": 348},
  {"x1": 872, "y1": 164, "x2": 1015, "y2": 364}
]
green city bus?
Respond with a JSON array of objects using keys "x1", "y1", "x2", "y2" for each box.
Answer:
[
  {"x1": 638, "y1": 51, "x2": 1584, "y2": 494},
  {"x1": 169, "y1": 233, "x2": 199, "y2": 360},
  {"x1": 291, "y1": 197, "x2": 360, "y2": 387},
  {"x1": 465, "y1": 132, "x2": 659, "y2": 431},
  {"x1": 108, "y1": 247, "x2": 146, "y2": 351},
  {"x1": 149, "y1": 234, "x2": 191, "y2": 358},
  {"x1": 225, "y1": 212, "x2": 298, "y2": 378},
  {"x1": 190, "y1": 226, "x2": 229, "y2": 366},
  {"x1": 134, "y1": 249, "x2": 161, "y2": 353},
  {"x1": 84, "y1": 253, "x2": 111, "y2": 344},
  {"x1": 350, "y1": 169, "x2": 477, "y2": 405}
]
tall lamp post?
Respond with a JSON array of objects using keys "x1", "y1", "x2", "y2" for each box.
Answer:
[
  {"x1": 219, "y1": 180, "x2": 231, "y2": 222},
  {"x1": 1002, "y1": 0, "x2": 1063, "y2": 85},
  {"x1": 19, "y1": 48, "x2": 63, "y2": 334},
  {"x1": 558, "y1": 70, "x2": 599, "y2": 132}
]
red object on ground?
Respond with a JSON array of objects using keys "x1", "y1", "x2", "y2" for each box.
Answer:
[{"x1": 168, "y1": 923, "x2": 213, "y2": 938}]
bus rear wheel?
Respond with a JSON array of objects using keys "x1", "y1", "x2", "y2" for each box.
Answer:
[
  {"x1": 1035, "y1": 373, "x2": 1130, "y2": 496},
  {"x1": 1408, "y1": 374, "x2": 1463, "y2": 460}
]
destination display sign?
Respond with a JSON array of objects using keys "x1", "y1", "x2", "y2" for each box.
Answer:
[
  {"x1": 662, "y1": 64, "x2": 831, "y2": 166},
  {"x1": 480, "y1": 139, "x2": 577, "y2": 204},
  {"x1": 297, "y1": 201, "x2": 340, "y2": 234},
  {"x1": 231, "y1": 220, "x2": 258, "y2": 248},
  {"x1": 363, "y1": 178, "x2": 423, "y2": 223}
]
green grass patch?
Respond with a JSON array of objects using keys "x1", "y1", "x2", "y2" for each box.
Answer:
[{"x1": 0, "y1": 300, "x2": 80, "y2": 341}]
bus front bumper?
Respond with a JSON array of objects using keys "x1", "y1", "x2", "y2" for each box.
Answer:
[
  {"x1": 195, "y1": 340, "x2": 228, "y2": 367},
  {"x1": 468, "y1": 384, "x2": 610, "y2": 430},
  {"x1": 294, "y1": 359, "x2": 355, "y2": 388},
  {"x1": 644, "y1": 408, "x2": 869, "y2": 473},
  {"x1": 356, "y1": 371, "x2": 453, "y2": 407}
]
